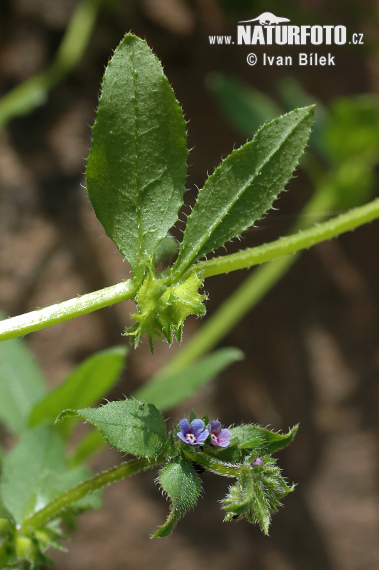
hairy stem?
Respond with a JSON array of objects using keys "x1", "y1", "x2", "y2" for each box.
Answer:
[
  {"x1": 182, "y1": 449, "x2": 240, "y2": 477},
  {"x1": 159, "y1": 196, "x2": 379, "y2": 374},
  {"x1": 0, "y1": 199, "x2": 378, "y2": 343},
  {"x1": 161, "y1": 258, "x2": 294, "y2": 374},
  {"x1": 21, "y1": 456, "x2": 163, "y2": 533},
  {"x1": 0, "y1": 278, "x2": 140, "y2": 341},
  {"x1": 196, "y1": 198, "x2": 379, "y2": 278}
]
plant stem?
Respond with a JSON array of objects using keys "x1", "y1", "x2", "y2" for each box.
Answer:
[
  {"x1": 196, "y1": 197, "x2": 379, "y2": 278},
  {"x1": 182, "y1": 449, "x2": 240, "y2": 477},
  {"x1": 158, "y1": 196, "x2": 379, "y2": 374},
  {"x1": 21, "y1": 456, "x2": 163, "y2": 533},
  {"x1": 0, "y1": 199, "x2": 378, "y2": 343},
  {"x1": 161, "y1": 258, "x2": 294, "y2": 373},
  {"x1": 0, "y1": 279, "x2": 139, "y2": 341},
  {"x1": 0, "y1": 0, "x2": 103, "y2": 129}
]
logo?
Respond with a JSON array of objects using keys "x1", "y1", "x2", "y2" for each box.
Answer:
[
  {"x1": 239, "y1": 12, "x2": 290, "y2": 26},
  {"x1": 208, "y1": 11, "x2": 364, "y2": 67}
]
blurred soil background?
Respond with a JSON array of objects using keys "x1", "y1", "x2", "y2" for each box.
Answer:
[{"x1": 0, "y1": 0, "x2": 378, "y2": 569}]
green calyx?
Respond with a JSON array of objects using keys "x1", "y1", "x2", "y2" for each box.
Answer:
[
  {"x1": 127, "y1": 269, "x2": 206, "y2": 349},
  {"x1": 221, "y1": 459, "x2": 294, "y2": 534}
]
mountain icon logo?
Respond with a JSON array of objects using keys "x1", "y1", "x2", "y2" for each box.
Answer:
[{"x1": 239, "y1": 12, "x2": 290, "y2": 26}]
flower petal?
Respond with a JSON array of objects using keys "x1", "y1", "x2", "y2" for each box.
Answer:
[
  {"x1": 209, "y1": 420, "x2": 221, "y2": 435},
  {"x1": 190, "y1": 418, "x2": 206, "y2": 435},
  {"x1": 179, "y1": 418, "x2": 190, "y2": 435},
  {"x1": 216, "y1": 429, "x2": 231, "y2": 447},
  {"x1": 196, "y1": 428, "x2": 209, "y2": 443},
  {"x1": 177, "y1": 431, "x2": 189, "y2": 443},
  {"x1": 219, "y1": 428, "x2": 230, "y2": 441}
]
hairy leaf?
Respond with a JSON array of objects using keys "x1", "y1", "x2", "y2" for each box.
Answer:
[
  {"x1": 86, "y1": 33, "x2": 188, "y2": 277},
  {"x1": 153, "y1": 453, "x2": 201, "y2": 537},
  {"x1": 222, "y1": 466, "x2": 254, "y2": 515},
  {"x1": 29, "y1": 346, "x2": 127, "y2": 437},
  {"x1": 59, "y1": 399, "x2": 166, "y2": 458},
  {"x1": 230, "y1": 424, "x2": 298, "y2": 455},
  {"x1": 249, "y1": 477, "x2": 270, "y2": 533},
  {"x1": 173, "y1": 106, "x2": 315, "y2": 278},
  {"x1": 222, "y1": 460, "x2": 292, "y2": 533}
]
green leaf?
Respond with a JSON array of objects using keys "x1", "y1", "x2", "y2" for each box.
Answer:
[
  {"x1": 153, "y1": 453, "x2": 201, "y2": 537},
  {"x1": 222, "y1": 460, "x2": 292, "y2": 534},
  {"x1": 222, "y1": 466, "x2": 254, "y2": 515},
  {"x1": 250, "y1": 478, "x2": 270, "y2": 534},
  {"x1": 0, "y1": 333, "x2": 46, "y2": 435},
  {"x1": 29, "y1": 346, "x2": 127, "y2": 437},
  {"x1": 58, "y1": 399, "x2": 166, "y2": 458},
  {"x1": 86, "y1": 33, "x2": 188, "y2": 277},
  {"x1": 230, "y1": 424, "x2": 298, "y2": 455},
  {"x1": 134, "y1": 347, "x2": 243, "y2": 411},
  {"x1": 173, "y1": 106, "x2": 315, "y2": 279},
  {"x1": 0, "y1": 425, "x2": 92, "y2": 525}
]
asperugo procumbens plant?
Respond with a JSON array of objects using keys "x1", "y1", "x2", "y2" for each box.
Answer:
[{"x1": 0, "y1": 32, "x2": 379, "y2": 568}]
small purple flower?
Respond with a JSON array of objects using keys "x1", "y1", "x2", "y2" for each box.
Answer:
[
  {"x1": 208, "y1": 420, "x2": 231, "y2": 447},
  {"x1": 177, "y1": 418, "x2": 209, "y2": 445},
  {"x1": 252, "y1": 457, "x2": 263, "y2": 466}
]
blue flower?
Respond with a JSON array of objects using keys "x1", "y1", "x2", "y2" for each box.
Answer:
[
  {"x1": 177, "y1": 418, "x2": 209, "y2": 445},
  {"x1": 208, "y1": 420, "x2": 231, "y2": 447}
]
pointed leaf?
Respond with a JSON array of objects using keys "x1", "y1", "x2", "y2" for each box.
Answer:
[
  {"x1": 153, "y1": 453, "x2": 201, "y2": 537},
  {"x1": 230, "y1": 424, "x2": 298, "y2": 455},
  {"x1": 250, "y1": 479, "x2": 270, "y2": 534},
  {"x1": 59, "y1": 399, "x2": 166, "y2": 458},
  {"x1": 223, "y1": 460, "x2": 291, "y2": 533},
  {"x1": 0, "y1": 331, "x2": 46, "y2": 435},
  {"x1": 173, "y1": 106, "x2": 315, "y2": 278},
  {"x1": 134, "y1": 347, "x2": 243, "y2": 411},
  {"x1": 222, "y1": 466, "x2": 254, "y2": 515},
  {"x1": 86, "y1": 33, "x2": 188, "y2": 276},
  {"x1": 29, "y1": 346, "x2": 127, "y2": 437}
]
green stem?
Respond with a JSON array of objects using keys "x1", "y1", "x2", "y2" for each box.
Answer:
[
  {"x1": 0, "y1": 0, "x2": 103, "y2": 129},
  {"x1": 196, "y1": 198, "x2": 379, "y2": 278},
  {"x1": 1, "y1": 199, "x2": 378, "y2": 343},
  {"x1": 0, "y1": 278, "x2": 139, "y2": 342},
  {"x1": 21, "y1": 456, "x2": 163, "y2": 533},
  {"x1": 161, "y1": 259, "x2": 294, "y2": 374},
  {"x1": 159, "y1": 196, "x2": 379, "y2": 374},
  {"x1": 182, "y1": 449, "x2": 240, "y2": 477}
]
